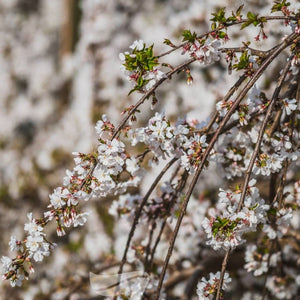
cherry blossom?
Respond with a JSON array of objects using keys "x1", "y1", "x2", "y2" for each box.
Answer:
[{"x1": 197, "y1": 272, "x2": 231, "y2": 299}]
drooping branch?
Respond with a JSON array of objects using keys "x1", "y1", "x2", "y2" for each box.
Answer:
[
  {"x1": 155, "y1": 32, "x2": 298, "y2": 300},
  {"x1": 215, "y1": 55, "x2": 294, "y2": 300}
]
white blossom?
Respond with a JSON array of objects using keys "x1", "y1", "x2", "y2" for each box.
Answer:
[
  {"x1": 129, "y1": 40, "x2": 144, "y2": 51},
  {"x1": 197, "y1": 272, "x2": 231, "y2": 299},
  {"x1": 282, "y1": 98, "x2": 297, "y2": 115}
]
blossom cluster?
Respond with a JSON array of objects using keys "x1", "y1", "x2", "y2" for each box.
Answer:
[
  {"x1": 182, "y1": 38, "x2": 222, "y2": 65},
  {"x1": 2, "y1": 213, "x2": 54, "y2": 287},
  {"x1": 126, "y1": 112, "x2": 208, "y2": 173},
  {"x1": 266, "y1": 275, "x2": 299, "y2": 300},
  {"x1": 212, "y1": 87, "x2": 299, "y2": 180},
  {"x1": 262, "y1": 207, "x2": 293, "y2": 240},
  {"x1": 202, "y1": 179, "x2": 269, "y2": 250},
  {"x1": 244, "y1": 244, "x2": 280, "y2": 276},
  {"x1": 111, "y1": 274, "x2": 166, "y2": 300},
  {"x1": 197, "y1": 271, "x2": 231, "y2": 299},
  {"x1": 119, "y1": 40, "x2": 166, "y2": 93}
]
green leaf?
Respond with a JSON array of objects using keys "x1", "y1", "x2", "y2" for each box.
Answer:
[
  {"x1": 210, "y1": 7, "x2": 227, "y2": 23},
  {"x1": 163, "y1": 38, "x2": 175, "y2": 47},
  {"x1": 227, "y1": 16, "x2": 237, "y2": 22},
  {"x1": 236, "y1": 4, "x2": 244, "y2": 16},
  {"x1": 137, "y1": 76, "x2": 142, "y2": 87},
  {"x1": 123, "y1": 43, "x2": 159, "y2": 75},
  {"x1": 233, "y1": 51, "x2": 250, "y2": 70},
  {"x1": 271, "y1": 0, "x2": 290, "y2": 13},
  {"x1": 128, "y1": 86, "x2": 139, "y2": 95},
  {"x1": 260, "y1": 16, "x2": 267, "y2": 23},
  {"x1": 218, "y1": 31, "x2": 227, "y2": 38},
  {"x1": 241, "y1": 20, "x2": 252, "y2": 29},
  {"x1": 241, "y1": 11, "x2": 259, "y2": 29},
  {"x1": 247, "y1": 11, "x2": 256, "y2": 20},
  {"x1": 182, "y1": 30, "x2": 197, "y2": 43}
]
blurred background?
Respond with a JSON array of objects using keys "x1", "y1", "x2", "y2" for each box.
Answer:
[{"x1": 0, "y1": 0, "x2": 292, "y2": 299}]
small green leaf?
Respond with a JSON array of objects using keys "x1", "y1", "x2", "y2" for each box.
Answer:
[
  {"x1": 218, "y1": 31, "x2": 227, "y2": 38},
  {"x1": 182, "y1": 30, "x2": 197, "y2": 43},
  {"x1": 164, "y1": 38, "x2": 175, "y2": 47},
  {"x1": 236, "y1": 4, "x2": 244, "y2": 16},
  {"x1": 233, "y1": 51, "x2": 250, "y2": 70},
  {"x1": 241, "y1": 20, "x2": 252, "y2": 29},
  {"x1": 128, "y1": 86, "x2": 139, "y2": 95},
  {"x1": 227, "y1": 16, "x2": 237, "y2": 22},
  {"x1": 260, "y1": 16, "x2": 267, "y2": 23},
  {"x1": 247, "y1": 11, "x2": 256, "y2": 20},
  {"x1": 271, "y1": 0, "x2": 290, "y2": 13},
  {"x1": 210, "y1": 7, "x2": 227, "y2": 23}
]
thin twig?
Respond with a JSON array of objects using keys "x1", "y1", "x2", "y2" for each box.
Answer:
[
  {"x1": 144, "y1": 221, "x2": 156, "y2": 270},
  {"x1": 112, "y1": 29, "x2": 299, "y2": 141},
  {"x1": 271, "y1": 162, "x2": 289, "y2": 207},
  {"x1": 266, "y1": 109, "x2": 282, "y2": 137},
  {"x1": 148, "y1": 218, "x2": 167, "y2": 270},
  {"x1": 261, "y1": 240, "x2": 275, "y2": 300},
  {"x1": 220, "y1": 46, "x2": 271, "y2": 58},
  {"x1": 261, "y1": 158, "x2": 292, "y2": 300}
]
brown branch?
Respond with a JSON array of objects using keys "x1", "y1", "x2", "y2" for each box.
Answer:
[
  {"x1": 144, "y1": 221, "x2": 156, "y2": 270},
  {"x1": 261, "y1": 240, "x2": 276, "y2": 300},
  {"x1": 271, "y1": 162, "x2": 289, "y2": 207},
  {"x1": 262, "y1": 149, "x2": 294, "y2": 300},
  {"x1": 266, "y1": 109, "x2": 282, "y2": 137},
  {"x1": 220, "y1": 47, "x2": 271, "y2": 58},
  {"x1": 148, "y1": 218, "x2": 167, "y2": 271}
]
